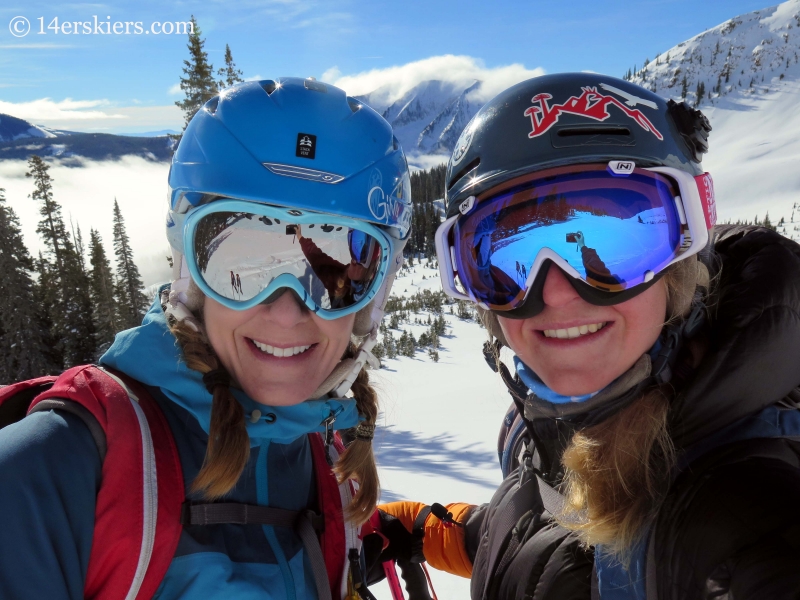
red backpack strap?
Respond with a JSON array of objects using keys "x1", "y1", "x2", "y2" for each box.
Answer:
[
  {"x1": 0, "y1": 376, "x2": 57, "y2": 429},
  {"x1": 309, "y1": 433, "x2": 347, "y2": 598},
  {"x1": 30, "y1": 365, "x2": 184, "y2": 600}
]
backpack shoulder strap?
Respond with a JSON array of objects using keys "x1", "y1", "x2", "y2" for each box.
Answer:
[
  {"x1": 0, "y1": 376, "x2": 57, "y2": 429},
  {"x1": 309, "y1": 432, "x2": 350, "y2": 599},
  {"x1": 30, "y1": 365, "x2": 184, "y2": 600}
]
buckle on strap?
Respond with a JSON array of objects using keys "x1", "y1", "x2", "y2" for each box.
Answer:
[{"x1": 181, "y1": 502, "x2": 323, "y2": 530}]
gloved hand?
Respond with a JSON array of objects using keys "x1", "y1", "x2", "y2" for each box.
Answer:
[{"x1": 362, "y1": 507, "x2": 425, "y2": 586}]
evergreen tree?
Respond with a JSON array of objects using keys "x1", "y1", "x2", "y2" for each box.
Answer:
[
  {"x1": 175, "y1": 16, "x2": 218, "y2": 130},
  {"x1": 695, "y1": 81, "x2": 706, "y2": 107},
  {"x1": 112, "y1": 199, "x2": 148, "y2": 329},
  {"x1": 0, "y1": 189, "x2": 57, "y2": 381},
  {"x1": 26, "y1": 155, "x2": 67, "y2": 271},
  {"x1": 26, "y1": 155, "x2": 96, "y2": 367},
  {"x1": 88, "y1": 228, "x2": 119, "y2": 352},
  {"x1": 217, "y1": 44, "x2": 244, "y2": 90},
  {"x1": 59, "y1": 244, "x2": 97, "y2": 366},
  {"x1": 34, "y1": 251, "x2": 62, "y2": 368}
]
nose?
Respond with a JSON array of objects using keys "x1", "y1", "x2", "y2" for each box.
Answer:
[
  {"x1": 260, "y1": 289, "x2": 310, "y2": 328},
  {"x1": 541, "y1": 264, "x2": 582, "y2": 308}
]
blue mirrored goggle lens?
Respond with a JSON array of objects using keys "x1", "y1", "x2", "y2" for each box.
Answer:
[
  {"x1": 454, "y1": 168, "x2": 682, "y2": 309},
  {"x1": 193, "y1": 212, "x2": 384, "y2": 311},
  {"x1": 347, "y1": 229, "x2": 377, "y2": 267}
]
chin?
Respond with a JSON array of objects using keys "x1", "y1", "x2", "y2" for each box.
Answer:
[{"x1": 545, "y1": 373, "x2": 610, "y2": 397}]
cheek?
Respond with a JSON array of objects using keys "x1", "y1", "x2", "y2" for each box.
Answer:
[
  {"x1": 496, "y1": 317, "x2": 523, "y2": 348},
  {"x1": 613, "y1": 281, "x2": 668, "y2": 357},
  {"x1": 202, "y1": 300, "x2": 248, "y2": 368},
  {"x1": 320, "y1": 315, "x2": 356, "y2": 357}
]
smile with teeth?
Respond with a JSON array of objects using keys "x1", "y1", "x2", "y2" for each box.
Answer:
[
  {"x1": 251, "y1": 339, "x2": 313, "y2": 357},
  {"x1": 542, "y1": 322, "x2": 607, "y2": 339}
]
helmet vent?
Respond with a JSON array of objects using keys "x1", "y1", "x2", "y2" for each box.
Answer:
[
  {"x1": 347, "y1": 97, "x2": 362, "y2": 113},
  {"x1": 448, "y1": 157, "x2": 481, "y2": 191},
  {"x1": 204, "y1": 96, "x2": 220, "y2": 114},
  {"x1": 260, "y1": 80, "x2": 278, "y2": 96},
  {"x1": 557, "y1": 126, "x2": 631, "y2": 137}
]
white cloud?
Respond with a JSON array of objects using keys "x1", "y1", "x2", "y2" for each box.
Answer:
[
  {"x1": 167, "y1": 83, "x2": 182, "y2": 96},
  {"x1": 323, "y1": 55, "x2": 545, "y2": 105},
  {"x1": 0, "y1": 97, "x2": 124, "y2": 122},
  {"x1": 0, "y1": 156, "x2": 173, "y2": 288},
  {"x1": 0, "y1": 98, "x2": 183, "y2": 132}
]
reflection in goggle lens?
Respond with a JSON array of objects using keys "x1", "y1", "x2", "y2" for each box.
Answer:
[
  {"x1": 193, "y1": 211, "x2": 384, "y2": 311},
  {"x1": 454, "y1": 168, "x2": 683, "y2": 309}
]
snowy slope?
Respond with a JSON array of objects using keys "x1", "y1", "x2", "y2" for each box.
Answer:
[
  {"x1": 0, "y1": 113, "x2": 59, "y2": 142},
  {"x1": 367, "y1": 261, "x2": 513, "y2": 599},
  {"x1": 630, "y1": 0, "x2": 800, "y2": 240}
]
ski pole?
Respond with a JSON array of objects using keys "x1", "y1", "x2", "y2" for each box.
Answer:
[{"x1": 383, "y1": 560, "x2": 405, "y2": 600}]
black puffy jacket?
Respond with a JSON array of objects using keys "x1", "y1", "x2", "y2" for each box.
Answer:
[{"x1": 466, "y1": 226, "x2": 800, "y2": 600}]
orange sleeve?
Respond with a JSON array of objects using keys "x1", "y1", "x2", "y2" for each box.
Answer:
[{"x1": 378, "y1": 501, "x2": 475, "y2": 579}]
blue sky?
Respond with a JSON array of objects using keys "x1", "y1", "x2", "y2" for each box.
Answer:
[{"x1": 0, "y1": 0, "x2": 777, "y2": 132}]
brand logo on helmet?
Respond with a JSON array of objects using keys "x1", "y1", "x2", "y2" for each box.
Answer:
[
  {"x1": 523, "y1": 86, "x2": 664, "y2": 141},
  {"x1": 695, "y1": 172, "x2": 717, "y2": 228},
  {"x1": 296, "y1": 133, "x2": 317, "y2": 159},
  {"x1": 459, "y1": 196, "x2": 476, "y2": 215},
  {"x1": 368, "y1": 177, "x2": 412, "y2": 235},
  {"x1": 451, "y1": 120, "x2": 476, "y2": 166},
  {"x1": 608, "y1": 160, "x2": 635, "y2": 175}
]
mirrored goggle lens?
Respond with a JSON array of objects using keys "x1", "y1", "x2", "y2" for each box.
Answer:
[
  {"x1": 348, "y1": 229, "x2": 377, "y2": 267},
  {"x1": 454, "y1": 166, "x2": 683, "y2": 309},
  {"x1": 193, "y1": 211, "x2": 384, "y2": 311}
]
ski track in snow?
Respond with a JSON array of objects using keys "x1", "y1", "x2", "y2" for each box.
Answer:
[{"x1": 369, "y1": 262, "x2": 511, "y2": 599}]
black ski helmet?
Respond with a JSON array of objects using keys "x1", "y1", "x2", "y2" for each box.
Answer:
[
  {"x1": 445, "y1": 73, "x2": 711, "y2": 218},
  {"x1": 442, "y1": 73, "x2": 712, "y2": 317}
]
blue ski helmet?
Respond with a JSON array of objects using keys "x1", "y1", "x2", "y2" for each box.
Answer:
[{"x1": 164, "y1": 77, "x2": 411, "y2": 395}]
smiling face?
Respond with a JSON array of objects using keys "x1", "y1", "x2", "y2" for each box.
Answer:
[
  {"x1": 497, "y1": 266, "x2": 667, "y2": 396},
  {"x1": 203, "y1": 290, "x2": 355, "y2": 406}
]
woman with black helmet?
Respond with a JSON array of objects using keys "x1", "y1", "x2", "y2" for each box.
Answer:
[{"x1": 369, "y1": 74, "x2": 800, "y2": 599}]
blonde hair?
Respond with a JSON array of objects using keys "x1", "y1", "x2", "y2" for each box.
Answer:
[
  {"x1": 558, "y1": 257, "x2": 711, "y2": 558},
  {"x1": 166, "y1": 304, "x2": 381, "y2": 525}
]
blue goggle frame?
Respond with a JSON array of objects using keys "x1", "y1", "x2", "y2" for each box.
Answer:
[{"x1": 181, "y1": 199, "x2": 395, "y2": 319}]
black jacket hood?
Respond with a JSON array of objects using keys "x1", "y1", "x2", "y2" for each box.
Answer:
[{"x1": 670, "y1": 225, "x2": 800, "y2": 448}]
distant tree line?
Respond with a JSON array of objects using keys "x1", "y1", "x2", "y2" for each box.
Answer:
[
  {"x1": 0, "y1": 155, "x2": 148, "y2": 383},
  {"x1": 406, "y1": 163, "x2": 446, "y2": 258},
  {"x1": 723, "y1": 207, "x2": 799, "y2": 240}
]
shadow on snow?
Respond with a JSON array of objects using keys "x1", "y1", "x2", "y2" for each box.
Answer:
[{"x1": 374, "y1": 425, "x2": 499, "y2": 498}]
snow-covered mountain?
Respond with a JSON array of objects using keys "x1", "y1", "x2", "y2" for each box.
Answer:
[
  {"x1": 629, "y1": 0, "x2": 800, "y2": 241},
  {"x1": 630, "y1": 0, "x2": 800, "y2": 103},
  {"x1": 356, "y1": 79, "x2": 483, "y2": 158},
  {"x1": 0, "y1": 113, "x2": 68, "y2": 142},
  {"x1": 0, "y1": 113, "x2": 176, "y2": 163}
]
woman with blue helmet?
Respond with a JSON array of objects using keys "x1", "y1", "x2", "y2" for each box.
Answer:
[{"x1": 0, "y1": 77, "x2": 410, "y2": 599}]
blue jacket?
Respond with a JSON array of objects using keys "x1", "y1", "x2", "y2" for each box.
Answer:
[{"x1": 0, "y1": 292, "x2": 361, "y2": 599}]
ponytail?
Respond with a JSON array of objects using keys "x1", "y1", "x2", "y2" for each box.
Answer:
[
  {"x1": 334, "y1": 343, "x2": 380, "y2": 525},
  {"x1": 168, "y1": 317, "x2": 250, "y2": 500}
]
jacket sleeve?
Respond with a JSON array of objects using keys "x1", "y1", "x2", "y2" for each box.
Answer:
[
  {"x1": 299, "y1": 236, "x2": 346, "y2": 272},
  {"x1": 379, "y1": 501, "x2": 477, "y2": 578},
  {"x1": 0, "y1": 409, "x2": 101, "y2": 600}
]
